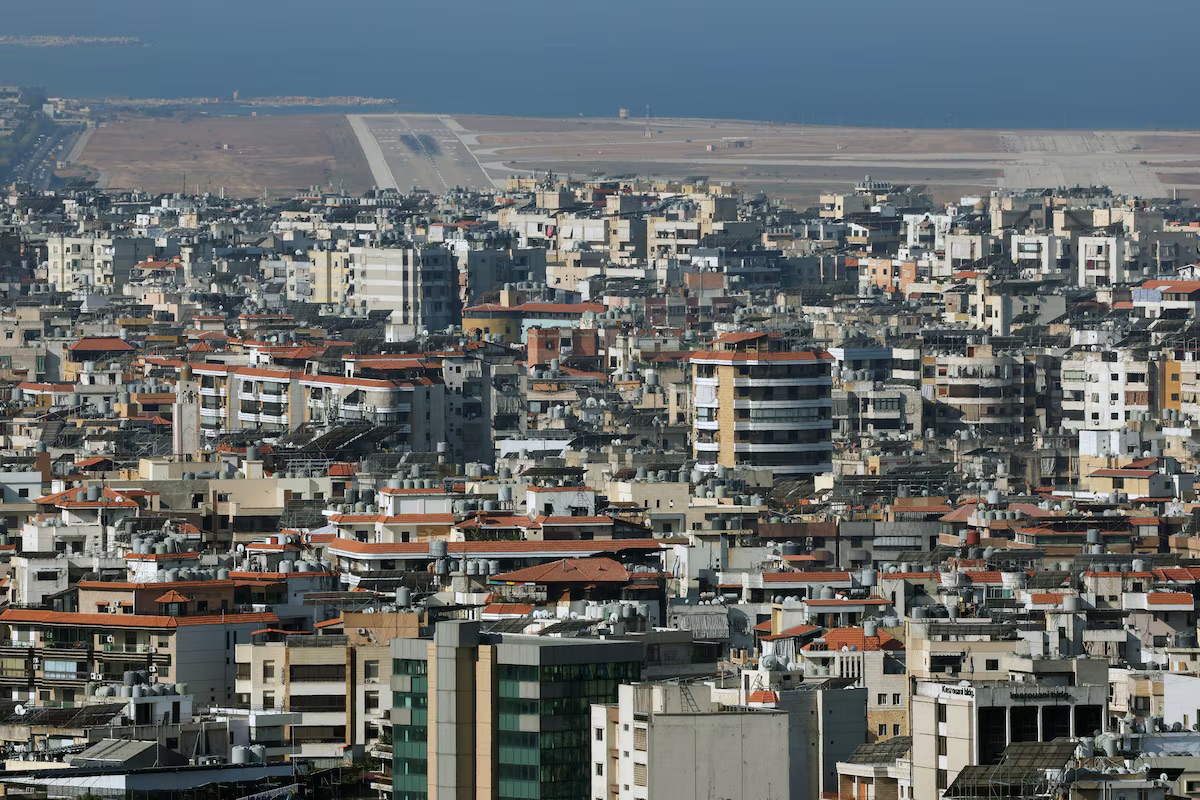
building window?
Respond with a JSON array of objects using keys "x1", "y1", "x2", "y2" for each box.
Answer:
[
  {"x1": 364, "y1": 660, "x2": 379, "y2": 680},
  {"x1": 365, "y1": 691, "x2": 379, "y2": 712},
  {"x1": 878, "y1": 723, "x2": 887, "y2": 736},
  {"x1": 634, "y1": 763, "x2": 647, "y2": 787},
  {"x1": 985, "y1": 659, "x2": 999, "y2": 671},
  {"x1": 877, "y1": 693, "x2": 887, "y2": 706},
  {"x1": 262, "y1": 662, "x2": 274, "y2": 681},
  {"x1": 893, "y1": 724, "x2": 901, "y2": 735},
  {"x1": 595, "y1": 763, "x2": 603, "y2": 776},
  {"x1": 595, "y1": 728, "x2": 603, "y2": 741},
  {"x1": 937, "y1": 704, "x2": 947, "y2": 723},
  {"x1": 892, "y1": 693, "x2": 901, "y2": 705},
  {"x1": 263, "y1": 692, "x2": 275, "y2": 709}
]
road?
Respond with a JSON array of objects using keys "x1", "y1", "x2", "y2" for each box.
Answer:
[
  {"x1": 347, "y1": 114, "x2": 497, "y2": 192},
  {"x1": 5, "y1": 123, "x2": 76, "y2": 190}
]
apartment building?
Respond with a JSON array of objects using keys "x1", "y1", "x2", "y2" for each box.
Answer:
[
  {"x1": 1009, "y1": 231, "x2": 1072, "y2": 277},
  {"x1": 692, "y1": 332, "x2": 833, "y2": 477},
  {"x1": 193, "y1": 363, "x2": 446, "y2": 449},
  {"x1": 0, "y1": 607, "x2": 278, "y2": 708},
  {"x1": 234, "y1": 627, "x2": 392, "y2": 763},
  {"x1": 1061, "y1": 349, "x2": 1157, "y2": 430},
  {"x1": 45, "y1": 234, "x2": 155, "y2": 292},
  {"x1": 922, "y1": 347, "x2": 1044, "y2": 437},
  {"x1": 285, "y1": 248, "x2": 351, "y2": 304},
  {"x1": 1076, "y1": 235, "x2": 1139, "y2": 288},
  {"x1": 349, "y1": 246, "x2": 458, "y2": 340}
]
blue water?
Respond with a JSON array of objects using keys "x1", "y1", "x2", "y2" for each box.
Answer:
[{"x1": 0, "y1": 0, "x2": 1196, "y2": 129}]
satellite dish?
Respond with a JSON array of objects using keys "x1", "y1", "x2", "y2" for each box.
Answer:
[{"x1": 14, "y1": 704, "x2": 25, "y2": 716}]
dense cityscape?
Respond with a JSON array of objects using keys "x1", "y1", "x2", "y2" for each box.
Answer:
[{"x1": 2, "y1": 80, "x2": 1200, "y2": 800}]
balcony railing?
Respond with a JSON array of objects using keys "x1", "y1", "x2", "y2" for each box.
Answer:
[{"x1": 102, "y1": 643, "x2": 154, "y2": 654}]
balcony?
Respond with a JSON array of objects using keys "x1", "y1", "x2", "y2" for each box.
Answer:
[
  {"x1": 40, "y1": 670, "x2": 90, "y2": 685},
  {"x1": 98, "y1": 643, "x2": 165, "y2": 662},
  {"x1": 42, "y1": 641, "x2": 91, "y2": 658},
  {"x1": 0, "y1": 667, "x2": 32, "y2": 685}
]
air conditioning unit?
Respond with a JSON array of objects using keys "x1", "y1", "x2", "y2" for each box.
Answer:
[
  {"x1": 148, "y1": 647, "x2": 157, "y2": 654},
  {"x1": 90, "y1": 673, "x2": 102, "y2": 681},
  {"x1": 105, "y1": 636, "x2": 115, "y2": 644},
  {"x1": 357, "y1": 628, "x2": 368, "y2": 636},
  {"x1": 148, "y1": 666, "x2": 157, "y2": 674}
]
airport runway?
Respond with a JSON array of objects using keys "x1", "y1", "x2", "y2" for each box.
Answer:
[
  {"x1": 347, "y1": 114, "x2": 498, "y2": 191},
  {"x1": 349, "y1": 116, "x2": 1200, "y2": 202}
]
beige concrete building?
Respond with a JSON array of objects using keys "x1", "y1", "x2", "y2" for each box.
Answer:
[{"x1": 234, "y1": 622, "x2": 392, "y2": 763}]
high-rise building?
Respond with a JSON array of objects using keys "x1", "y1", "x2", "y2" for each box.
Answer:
[
  {"x1": 390, "y1": 620, "x2": 642, "y2": 800},
  {"x1": 692, "y1": 332, "x2": 833, "y2": 476}
]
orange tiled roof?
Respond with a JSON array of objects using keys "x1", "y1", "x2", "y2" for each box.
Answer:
[
  {"x1": 0, "y1": 609, "x2": 278, "y2": 629},
  {"x1": 761, "y1": 571, "x2": 853, "y2": 583},
  {"x1": 802, "y1": 627, "x2": 903, "y2": 652},
  {"x1": 68, "y1": 337, "x2": 135, "y2": 353},
  {"x1": 760, "y1": 624, "x2": 822, "y2": 642},
  {"x1": 482, "y1": 603, "x2": 535, "y2": 616},
  {"x1": 491, "y1": 557, "x2": 630, "y2": 584},
  {"x1": 1148, "y1": 592, "x2": 1194, "y2": 606}
]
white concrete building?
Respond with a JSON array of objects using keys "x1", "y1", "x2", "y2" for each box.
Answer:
[{"x1": 591, "y1": 682, "x2": 790, "y2": 800}]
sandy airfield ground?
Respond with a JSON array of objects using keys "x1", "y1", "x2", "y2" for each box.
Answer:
[
  {"x1": 77, "y1": 112, "x2": 1200, "y2": 205},
  {"x1": 74, "y1": 115, "x2": 374, "y2": 198}
]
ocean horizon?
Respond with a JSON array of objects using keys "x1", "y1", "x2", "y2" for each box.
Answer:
[{"x1": 1, "y1": 0, "x2": 1195, "y2": 130}]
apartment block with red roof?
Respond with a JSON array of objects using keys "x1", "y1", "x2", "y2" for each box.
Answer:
[{"x1": 0, "y1": 607, "x2": 279, "y2": 708}]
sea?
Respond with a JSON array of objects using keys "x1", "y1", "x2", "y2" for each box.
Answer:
[{"x1": 0, "y1": 0, "x2": 1196, "y2": 129}]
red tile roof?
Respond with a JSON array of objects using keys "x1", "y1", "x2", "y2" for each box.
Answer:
[
  {"x1": 330, "y1": 513, "x2": 455, "y2": 525},
  {"x1": 327, "y1": 538, "x2": 678, "y2": 558},
  {"x1": 761, "y1": 571, "x2": 853, "y2": 584},
  {"x1": 759, "y1": 624, "x2": 822, "y2": 642},
  {"x1": 491, "y1": 557, "x2": 630, "y2": 584},
  {"x1": 1148, "y1": 592, "x2": 1194, "y2": 607},
  {"x1": 482, "y1": 603, "x2": 535, "y2": 616},
  {"x1": 804, "y1": 597, "x2": 891, "y2": 607},
  {"x1": 714, "y1": 331, "x2": 772, "y2": 344},
  {"x1": 803, "y1": 627, "x2": 903, "y2": 652},
  {"x1": 0, "y1": 609, "x2": 278, "y2": 629},
  {"x1": 690, "y1": 350, "x2": 833, "y2": 363},
  {"x1": 36, "y1": 486, "x2": 141, "y2": 509},
  {"x1": 68, "y1": 337, "x2": 135, "y2": 353},
  {"x1": 1089, "y1": 469, "x2": 1157, "y2": 478}
]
